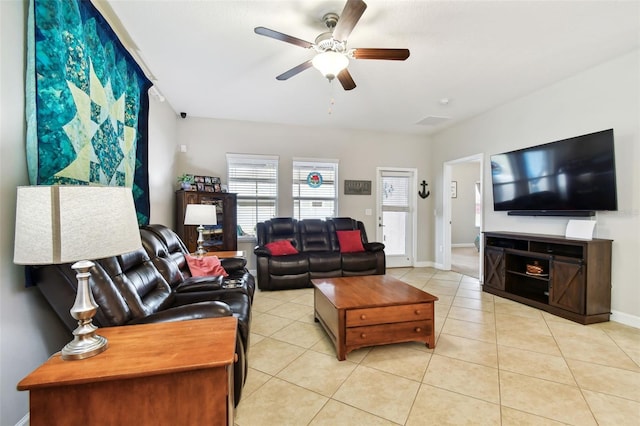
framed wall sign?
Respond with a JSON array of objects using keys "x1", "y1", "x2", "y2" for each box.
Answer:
[
  {"x1": 344, "y1": 180, "x2": 372, "y2": 195},
  {"x1": 451, "y1": 181, "x2": 457, "y2": 198}
]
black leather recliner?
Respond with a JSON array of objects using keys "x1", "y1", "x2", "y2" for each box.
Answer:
[
  {"x1": 141, "y1": 224, "x2": 255, "y2": 302},
  {"x1": 32, "y1": 229, "x2": 252, "y2": 407},
  {"x1": 254, "y1": 217, "x2": 385, "y2": 291},
  {"x1": 139, "y1": 225, "x2": 253, "y2": 355}
]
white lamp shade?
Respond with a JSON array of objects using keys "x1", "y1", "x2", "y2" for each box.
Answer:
[
  {"x1": 184, "y1": 204, "x2": 217, "y2": 226},
  {"x1": 312, "y1": 51, "x2": 349, "y2": 78},
  {"x1": 13, "y1": 185, "x2": 142, "y2": 265}
]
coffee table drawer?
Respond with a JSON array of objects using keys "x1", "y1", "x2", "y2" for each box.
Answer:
[
  {"x1": 346, "y1": 303, "x2": 432, "y2": 327},
  {"x1": 346, "y1": 320, "x2": 432, "y2": 346}
]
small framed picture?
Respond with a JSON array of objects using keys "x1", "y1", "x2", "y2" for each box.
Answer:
[
  {"x1": 204, "y1": 176, "x2": 212, "y2": 184},
  {"x1": 204, "y1": 184, "x2": 215, "y2": 192},
  {"x1": 196, "y1": 183, "x2": 205, "y2": 191},
  {"x1": 220, "y1": 184, "x2": 228, "y2": 193},
  {"x1": 451, "y1": 181, "x2": 457, "y2": 198},
  {"x1": 214, "y1": 183, "x2": 222, "y2": 192},
  {"x1": 194, "y1": 175, "x2": 205, "y2": 183},
  {"x1": 211, "y1": 176, "x2": 221, "y2": 184}
]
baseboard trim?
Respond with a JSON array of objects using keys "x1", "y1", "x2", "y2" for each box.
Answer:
[
  {"x1": 16, "y1": 413, "x2": 29, "y2": 426},
  {"x1": 412, "y1": 260, "x2": 436, "y2": 268},
  {"x1": 610, "y1": 310, "x2": 640, "y2": 329},
  {"x1": 452, "y1": 243, "x2": 475, "y2": 248}
]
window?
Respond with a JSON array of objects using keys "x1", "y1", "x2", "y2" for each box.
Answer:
[
  {"x1": 381, "y1": 172, "x2": 411, "y2": 255},
  {"x1": 292, "y1": 159, "x2": 338, "y2": 220},
  {"x1": 226, "y1": 154, "x2": 278, "y2": 237}
]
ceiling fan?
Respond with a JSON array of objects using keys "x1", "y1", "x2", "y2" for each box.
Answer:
[{"x1": 254, "y1": 0, "x2": 410, "y2": 91}]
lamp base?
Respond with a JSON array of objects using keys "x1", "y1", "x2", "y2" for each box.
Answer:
[
  {"x1": 195, "y1": 225, "x2": 207, "y2": 257},
  {"x1": 61, "y1": 260, "x2": 108, "y2": 361},
  {"x1": 61, "y1": 332, "x2": 108, "y2": 360}
]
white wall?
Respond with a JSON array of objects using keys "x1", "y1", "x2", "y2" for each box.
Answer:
[
  {"x1": 176, "y1": 118, "x2": 434, "y2": 270},
  {"x1": 451, "y1": 162, "x2": 480, "y2": 245},
  {"x1": 148, "y1": 99, "x2": 180, "y2": 225},
  {"x1": 431, "y1": 50, "x2": 640, "y2": 325},
  {"x1": 1, "y1": 2, "x2": 70, "y2": 423},
  {"x1": 0, "y1": 2, "x2": 178, "y2": 422}
]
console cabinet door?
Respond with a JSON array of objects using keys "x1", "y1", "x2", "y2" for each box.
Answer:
[
  {"x1": 550, "y1": 259, "x2": 585, "y2": 314},
  {"x1": 484, "y1": 247, "x2": 505, "y2": 290}
]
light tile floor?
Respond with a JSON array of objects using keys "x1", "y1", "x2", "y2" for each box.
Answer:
[{"x1": 235, "y1": 267, "x2": 640, "y2": 426}]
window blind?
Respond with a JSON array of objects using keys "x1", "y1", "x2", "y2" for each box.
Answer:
[
  {"x1": 227, "y1": 154, "x2": 278, "y2": 236},
  {"x1": 292, "y1": 159, "x2": 338, "y2": 220}
]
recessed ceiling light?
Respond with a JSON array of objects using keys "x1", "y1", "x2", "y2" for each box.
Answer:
[{"x1": 439, "y1": 98, "x2": 450, "y2": 106}]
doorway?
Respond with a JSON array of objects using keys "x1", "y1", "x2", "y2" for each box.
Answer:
[
  {"x1": 443, "y1": 155, "x2": 483, "y2": 279},
  {"x1": 376, "y1": 167, "x2": 417, "y2": 268}
]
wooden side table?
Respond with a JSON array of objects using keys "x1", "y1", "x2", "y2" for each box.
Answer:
[{"x1": 18, "y1": 317, "x2": 237, "y2": 426}]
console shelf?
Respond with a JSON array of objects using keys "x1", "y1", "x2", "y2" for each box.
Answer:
[{"x1": 483, "y1": 231, "x2": 612, "y2": 324}]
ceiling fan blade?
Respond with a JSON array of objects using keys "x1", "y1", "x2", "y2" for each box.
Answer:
[
  {"x1": 254, "y1": 26, "x2": 314, "y2": 49},
  {"x1": 276, "y1": 60, "x2": 313, "y2": 80},
  {"x1": 352, "y1": 48, "x2": 410, "y2": 60},
  {"x1": 337, "y1": 69, "x2": 356, "y2": 91},
  {"x1": 332, "y1": 0, "x2": 367, "y2": 41}
]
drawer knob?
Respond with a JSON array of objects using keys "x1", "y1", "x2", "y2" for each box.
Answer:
[
  {"x1": 415, "y1": 327, "x2": 422, "y2": 333},
  {"x1": 360, "y1": 333, "x2": 367, "y2": 339},
  {"x1": 415, "y1": 310, "x2": 421, "y2": 315},
  {"x1": 360, "y1": 314, "x2": 366, "y2": 320}
]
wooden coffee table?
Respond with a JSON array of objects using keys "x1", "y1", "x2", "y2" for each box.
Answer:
[{"x1": 312, "y1": 275, "x2": 439, "y2": 361}]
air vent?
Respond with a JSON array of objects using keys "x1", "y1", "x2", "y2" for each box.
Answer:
[{"x1": 417, "y1": 116, "x2": 451, "y2": 126}]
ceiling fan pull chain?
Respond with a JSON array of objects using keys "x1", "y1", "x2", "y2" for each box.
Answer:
[{"x1": 328, "y1": 79, "x2": 337, "y2": 115}]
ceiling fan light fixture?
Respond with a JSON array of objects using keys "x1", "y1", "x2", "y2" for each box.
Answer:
[{"x1": 312, "y1": 51, "x2": 349, "y2": 80}]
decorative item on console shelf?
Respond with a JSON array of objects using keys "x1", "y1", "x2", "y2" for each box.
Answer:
[{"x1": 193, "y1": 175, "x2": 222, "y2": 193}]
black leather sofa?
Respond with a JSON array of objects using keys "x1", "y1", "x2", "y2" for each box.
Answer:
[
  {"x1": 31, "y1": 225, "x2": 253, "y2": 406},
  {"x1": 254, "y1": 217, "x2": 385, "y2": 291}
]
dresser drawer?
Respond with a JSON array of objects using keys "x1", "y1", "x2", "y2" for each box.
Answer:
[
  {"x1": 346, "y1": 303, "x2": 432, "y2": 327},
  {"x1": 345, "y1": 320, "x2": 432, "y2": 347}
]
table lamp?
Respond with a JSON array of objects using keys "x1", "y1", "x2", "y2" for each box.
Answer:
[
  {"x1": 13, "y1": 185, "x2": 142, "y2": 360},
  {"x1": 184, "y1": 204, "x2": 217, "y2": 256}
]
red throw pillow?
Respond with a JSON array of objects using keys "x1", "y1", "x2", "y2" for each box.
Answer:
[
  {"x1": 265, "y1": 239, "x2": 298, "y2": 256},
  {"x1": 185, "y1": 255, "x2": 228, "y2": 277},
  {"x1": 336, "y1": 230, "x2": 365, "y2": 253}
]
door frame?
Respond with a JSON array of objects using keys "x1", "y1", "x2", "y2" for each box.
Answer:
[
  {"x1": 442, "y1": 154, "x2": 484, "y2": 279},
  {"x1": 376, "y1": 167, "x2": 418, "y2": 267}
]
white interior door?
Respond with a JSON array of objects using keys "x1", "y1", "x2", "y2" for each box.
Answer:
[{"x1": 377, "y1": 168, "x2": 416, "y2": 268}]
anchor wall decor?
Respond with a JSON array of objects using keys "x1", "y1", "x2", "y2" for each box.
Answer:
[{"x1": 419, "y1": 180, "x2": 430, "y2": 199}]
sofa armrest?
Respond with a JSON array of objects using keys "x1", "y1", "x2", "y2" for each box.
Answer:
[
  {"x1": 254, "y1": 245, "x2": 271, "y2": 257},
  {"x1": 174, "y1": 276, "x2": 224, "y2": 293},
  {"x1": 221, "y1": 257, "x2": 247, "y2": 272},
  {"x1": 364, "y1": 242, "x2": 385, "y2": 252},
  {"x1": 127, "y1": 300, "x2": 232, "y2": 324}
]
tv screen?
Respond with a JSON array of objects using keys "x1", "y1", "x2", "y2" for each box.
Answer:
[{"x1": 491, "y1": 129, "x2": 617, "y2": 214}]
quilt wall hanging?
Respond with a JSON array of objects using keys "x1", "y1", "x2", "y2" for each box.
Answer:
[{"x1": 26, "y1": 0, "x2": 153, "y2": 224}]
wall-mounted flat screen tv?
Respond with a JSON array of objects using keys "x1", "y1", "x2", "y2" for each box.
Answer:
[{"x1": 490, "y1": 129, "x2": 617, "y2": 216}]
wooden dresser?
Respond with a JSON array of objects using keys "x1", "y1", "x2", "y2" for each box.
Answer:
[{"x1": 18, "y1": 317, "x2": 237, "y2": 426}]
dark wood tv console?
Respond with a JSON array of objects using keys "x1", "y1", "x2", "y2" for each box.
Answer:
[{"x1": 483, "y1": 231, "x2": 612, "y2": 324}]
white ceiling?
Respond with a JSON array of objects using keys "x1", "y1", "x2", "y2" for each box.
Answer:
[{"x1": 103, "y1": 0, "x2": 640, "y2": 136}]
